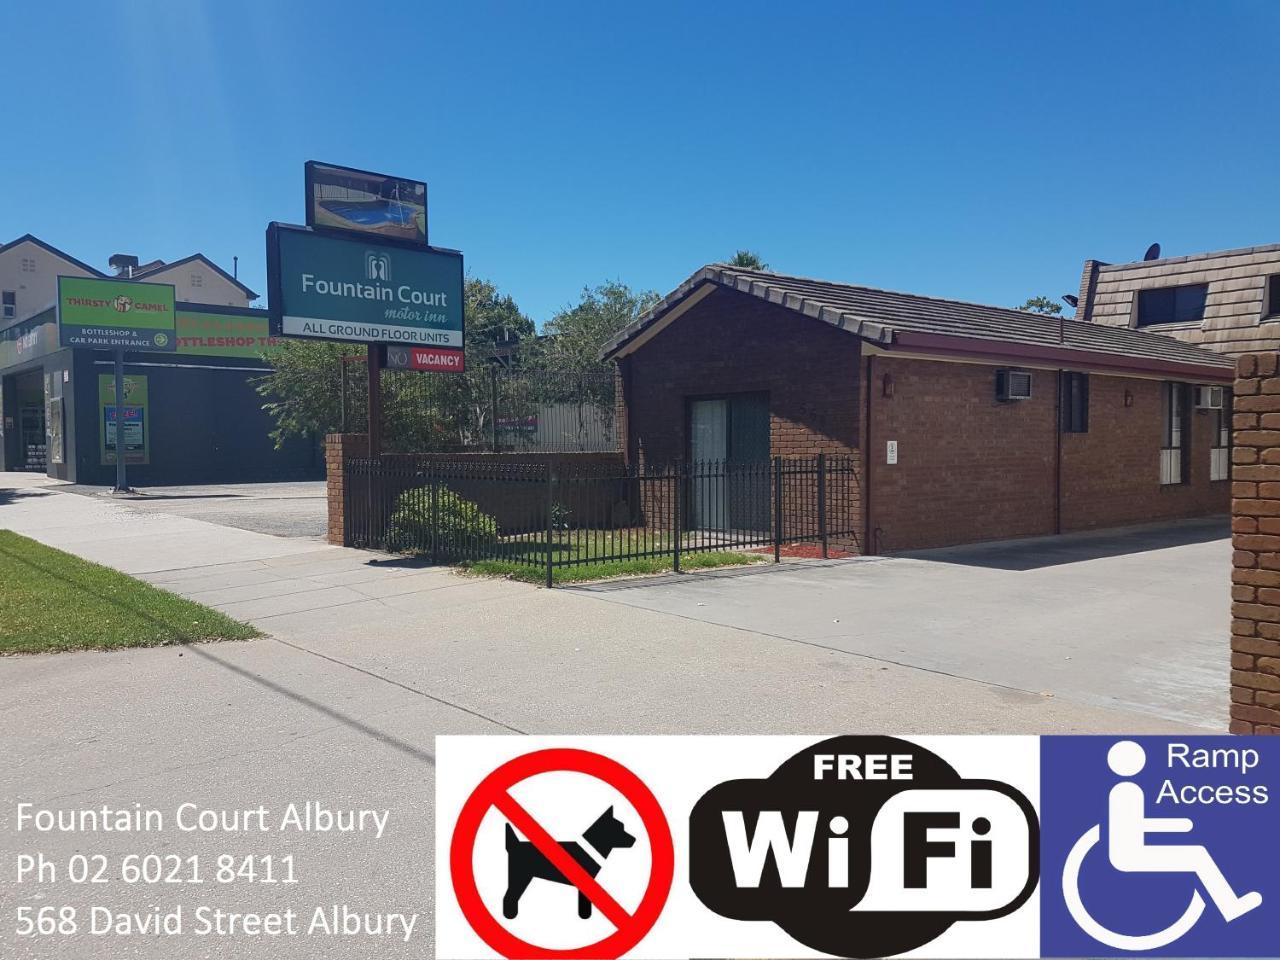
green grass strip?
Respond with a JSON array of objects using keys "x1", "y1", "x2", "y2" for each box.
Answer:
[
  {"x1": 465, "y1": 549, "x2": 763, "y2": 584},
  {"x1": 0, "y1": 531, "x2": 260, "y2": 655}
]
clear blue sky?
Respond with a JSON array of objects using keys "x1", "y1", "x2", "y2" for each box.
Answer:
[{"x1": 3, "y1": 1, "x2": 1277, "y2": 325}]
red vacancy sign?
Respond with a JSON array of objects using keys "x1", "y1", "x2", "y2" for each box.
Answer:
[
  {"x1": 449, "y1": 748, "x2": 674, "y2": 959},
  {"x1": 385, "y1": 344, "x2": 465, "y2": 372}
]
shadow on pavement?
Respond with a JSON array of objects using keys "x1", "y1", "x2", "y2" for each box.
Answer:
[
  {"x1": 899, "y1": 517, "x2": 1229, "y2": 571},
  {"x1": 0, "y1": 486, "x2": 55, "y2": 505},
  {"x1": 568, "y1": 556, "x2": 884, "y2": 593}
]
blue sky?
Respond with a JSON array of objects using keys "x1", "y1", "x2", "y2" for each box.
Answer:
[{"x1": 3, "y1": 1, "x2": 1277, "y2": 325}]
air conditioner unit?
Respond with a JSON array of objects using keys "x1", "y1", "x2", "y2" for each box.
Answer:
[
  {"x1": 1194, "y1": 385, "x2": 1225, "y2": 410},
  {"x1": 996, "y1": 369, "x2": 1033, "y2": 402}
]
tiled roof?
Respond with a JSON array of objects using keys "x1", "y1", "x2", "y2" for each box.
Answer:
[{"x1": 601, "y1": 264, "x2": 1235, "y2": 375}]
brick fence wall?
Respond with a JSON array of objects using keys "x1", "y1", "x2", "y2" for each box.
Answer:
[
  {"x1": 1229, "y1": 353, "x2": 1280, "y2": 734},
  {"x1": 324, "y1": 434, "x2": 625, "y2": 546}
]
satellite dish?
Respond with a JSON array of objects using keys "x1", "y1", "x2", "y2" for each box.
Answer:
[
  {"x1": 1062, "y1": 294, "x2": 1079, "y2": 308},
  {"x1": 1143, "y1": 243, "x2": 1161, "y2": 262}
]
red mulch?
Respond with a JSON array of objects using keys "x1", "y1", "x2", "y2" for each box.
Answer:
[{"x1": 748, "y1": 543, "x2": 855, "y2": 559}]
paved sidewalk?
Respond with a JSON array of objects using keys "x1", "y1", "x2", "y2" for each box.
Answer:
[{"x1": 0, "y1": 474, "x2": 1221, "y2": 959}]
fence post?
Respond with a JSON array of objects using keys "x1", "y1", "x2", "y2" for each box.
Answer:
[
  {"x1": 817, "y1": 452, "x2": 828, "y2": 560},
  {"x1": 773, "y1": 456, "x2": 783, "y2": 564},
  {"x1": 545, "y1": 465, "x2": 555, "y2": 588},
  {"x1": 672, "y1": 464, "x2": 682, "y2": 573},
  {"x1": 430, "y1": 471, "x2": 440, "y2": 566},
  {"x1": 490, "y1": 366, "x2": 500, "y2": 453}
]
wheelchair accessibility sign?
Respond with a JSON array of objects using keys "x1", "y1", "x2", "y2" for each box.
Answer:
[{"x1": 1041, "y1": 736, "x2": 1275, "y2": 957}]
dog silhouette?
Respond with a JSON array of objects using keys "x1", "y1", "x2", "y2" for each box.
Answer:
[{"x1": 502, "y1": 806, "x2": 636, "y2": 919}]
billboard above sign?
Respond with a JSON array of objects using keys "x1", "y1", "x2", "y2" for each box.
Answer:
[
  {"x1": 267, "y1": 223, "x2": 464, "y2": 347},
  {"x1": 57, "y1": 276, "x2": 177, "y2": 351},
  {"x1": 305, "y1": 160, "x2": 427, "y2": 246}
]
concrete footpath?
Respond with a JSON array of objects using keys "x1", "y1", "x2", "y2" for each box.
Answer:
[{"x1": 0, "y1": 474, "x2": 1222, "y2": 959}]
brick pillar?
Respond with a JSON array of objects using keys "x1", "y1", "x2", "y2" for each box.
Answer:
[
  {"x1": 1229, "y1": 353, "x2": 1280, "y2": 734},
  {"x1": 325, "y1": 433, "x2": 369, "y2": 546}
]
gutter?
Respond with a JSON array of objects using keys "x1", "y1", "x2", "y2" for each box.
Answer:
[{"x1": 888, "y1": 331, "x2": 1234, "y2": 384}]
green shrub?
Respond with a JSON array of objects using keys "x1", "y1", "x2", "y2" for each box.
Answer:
[{"x1": 385, "y1": 486, "x2": 498, "y2": 555}]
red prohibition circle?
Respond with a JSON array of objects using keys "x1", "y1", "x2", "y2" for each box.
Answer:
[{"x1": 449, "y1": 748, "x2": 675, "y2": 959}]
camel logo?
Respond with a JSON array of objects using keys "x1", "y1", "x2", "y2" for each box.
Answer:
[
  {"x1": 111, "y1": 296, "x2": 134, "y2": 313},
  {"x1": 365, "y1": 251, "x2": 391, "y2": 283}
]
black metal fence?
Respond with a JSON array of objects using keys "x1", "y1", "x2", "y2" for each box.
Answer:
[
  {"x1": 344, "y1": 454, "x2": 859, "y2": 585},
  {"x1": 340, "y1": 360, "x2": 617, "y2": 454}
]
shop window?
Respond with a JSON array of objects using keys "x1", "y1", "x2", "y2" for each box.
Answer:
[
  {"x1": 2, "y1": 290, "x2": 15, "y2": 319},
  {"x1": 1137, "y1": 284, "x2": 1208, "y2": 327},
  {"x1": 1060, "y1": 372, "x2": 1089, "y2": 433},
  {"x1": 1211, "y1": 391, "x2": 1232, "y2": 482},
  {"x1": 1160, "y1": 382, "x2": 1189, "y2": 485}
]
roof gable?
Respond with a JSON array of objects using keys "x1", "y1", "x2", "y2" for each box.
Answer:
[
  {"x1": 134, "y1": 253, "x2": 258, "y2": 300},
  {"x1": 0, "y1": 234, "x2": 107, "y2": 278},
  {"x1": 602, "y1": 264, "x2": 1235, "y2": 381}
]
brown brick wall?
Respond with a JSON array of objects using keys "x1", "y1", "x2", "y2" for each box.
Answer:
[
  {"x1": 1229, "y1": 352, "x2": 1280, "y2": 734},
  {"x1": 324, "y1": 434, "x2": 627, "y2": 544},
  {"x1": 623, "y1": 287, "x2": 863, "y2": 466},
  {"x1": 621, "y1": 286, "x2": 863, "y2": 551},
  {"x1": 867, "y1": 358, "x2": 1057, "y2": 552},
  {"x1": 1060, "y1": 376, "x2": 1228, "y2": 531},
  {"x1": 865, "y1": 358, "x2": 1228, "y2": 552},
  {"x1": 325, "y1": 433, "x2": 368, "y2": 545}
]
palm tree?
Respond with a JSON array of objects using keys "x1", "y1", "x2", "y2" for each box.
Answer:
[{"x1": 729, "y1": 250, "x2": 769, "y2": 270}]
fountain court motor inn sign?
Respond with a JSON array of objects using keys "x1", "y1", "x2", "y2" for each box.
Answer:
[{"x1": 266, "y1": 222, "x2": 464, "y2": 348}]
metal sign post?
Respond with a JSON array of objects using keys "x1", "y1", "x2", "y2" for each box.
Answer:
[
  {"x1": 367, "y1": 343, "x2": 382, "y2": 458},
  {"x1": 113, "y1": 348, "x2": 128, "y2": 493}
]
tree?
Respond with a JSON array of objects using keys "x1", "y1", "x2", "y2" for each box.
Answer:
[
  {"x1": 729, "y1": 250, "x2": 769, "y2": 270},
  {"x1": 531, "y1": 280, "x2": 660, "y2": 376},
  {"x1": 1018, "y1": 295, "x2": 1064, "y2": 316},
  {"x1": 255, "y1": 277, "x2": 533, "y2": 450}
]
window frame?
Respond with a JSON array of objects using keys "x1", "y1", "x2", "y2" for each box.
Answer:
[
  {"x1": 1059, "y1": 371, "x2": 1089, "y2": 433},
  {"x1": 1136, "y1": 283, "x2": 1209, "y2": 328},
  {"x1": 2, "y1": 290, "x2": 15, "y2": 320},
  {"x1": 1210, "y1": 389, "x2": 1232, "y2": 482},
  {"x1": 1160, "y1": 382, "x2": 1190, "y2": 485},
  {"x1": 1266, "y1": 274, "x2": 1280, "y2": 320}
]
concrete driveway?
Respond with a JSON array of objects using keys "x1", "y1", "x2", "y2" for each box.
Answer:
[
  {"x1": 58, "y1": 480, "x2": 327, "y2": 539},
  {"x1": 0, "y1": 476, "x2": 1231, "y2": 959},
  {"x1": 570, "y1": 517, "x2": 1231, "y2": 729}
]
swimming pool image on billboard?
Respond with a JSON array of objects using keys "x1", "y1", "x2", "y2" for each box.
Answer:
[{"x1": 307, "y1": 162, "x2": 426, "y2": 243}]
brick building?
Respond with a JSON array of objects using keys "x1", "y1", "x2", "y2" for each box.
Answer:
[
  {"x1": 602, "y1": 264, "x2": 1235, "y2": 553},
  {"x1": 1075, "y1": 243, "x2": 1280, "y2": 357}
]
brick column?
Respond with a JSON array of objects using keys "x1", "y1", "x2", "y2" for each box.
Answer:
[
  {"x1": 325, "y1": 433, "x2": 369, "y2": 546},
  {"x1": 1230, "y1": 354, "x2": 1280, "y2": 734}
]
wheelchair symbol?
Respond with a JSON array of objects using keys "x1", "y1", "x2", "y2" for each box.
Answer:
[
  {"x1": 1062, "y1": 823, "x2": 1205, "y2": 951},
  {"x1": 1060, "y1": 741, "x2": 1261, "y2": 952}
]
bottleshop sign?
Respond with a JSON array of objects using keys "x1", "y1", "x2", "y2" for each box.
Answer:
[
  {"x1": 176, "y1": 309, "x2": 281, "y2": 359},
  {"x1": 267, "y1": 223, "x2": 463, "y2": 348},
  {"x1": 58, "y1": 276, "x2": 176, "y2": 351}
]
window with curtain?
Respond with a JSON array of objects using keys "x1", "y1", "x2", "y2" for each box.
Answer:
[
  {"x1": 1060, "y1": 372, "x2": 1089, "y2": 433},
  {"x1": 1161, "y1": 383, "x2": 1189, "y2": 485},
  {"x1": 1138, "y1": 284, "x2": 1208, "y2": 327},
  {"x1": 1211, "y1": 391, "x2": 1232, "y2": 482}
]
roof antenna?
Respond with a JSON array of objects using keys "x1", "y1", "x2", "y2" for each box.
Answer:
[{"x1": 1143, "y1": 242, "x2": 1161, "y2": 262}]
